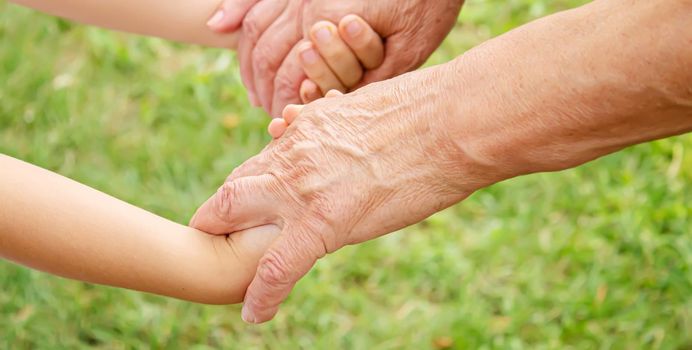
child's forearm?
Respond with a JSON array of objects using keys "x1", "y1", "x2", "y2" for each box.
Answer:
[
  {"x1": 8, "y1": 0, "x2": 238, "y2": 48},
  {"x1": 0, "y1": 154, "x2": 276, "y2": 304}
]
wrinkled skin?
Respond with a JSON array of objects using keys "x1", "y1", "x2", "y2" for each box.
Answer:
[
  {"x1": 234, "y1": 0, "x2": 465, "y2": 115},
  {"x1": 192, "y1": 0, "x2": 692, "y2": 324},
  {"x1": 189, "y1": 64, "x2": 491, "y2": 323}
]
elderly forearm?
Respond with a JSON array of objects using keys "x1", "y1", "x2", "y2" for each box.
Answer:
[
  {"x1": 8, "y1": 0, "x2": 237, "y2": 48},
  {"x1": 0, "y1": 155, "x2": 276, "y2": 304},
  {"x1": 437, "y1": 0, "x2": 692, "y2": 185}
]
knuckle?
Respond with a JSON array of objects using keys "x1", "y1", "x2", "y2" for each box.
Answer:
[
  {"x1": 227, "y1": 155, "x2": 263, "y2": 181},
  {"x1": 257, "y1": 249, "x2": 293, "y2": 286},
  {"x1": 274, "y1": 72, "x2": 297, "y2": 91},
  {"x1": 227, "y1": 168, "x2": 243, "y2": 182},
  {"x1": 297, "y1": 219, "x2": 336, "y2": 256},
  {"x1": 242, "y1": 16, "x2": 262, "y2": 41},
  {"x1": 228, "y1": 165, "x2": 249, "y2": 182},
  {"x1": 213, "y1": 182, "x2": 234, "y2": 220},
  {"x1": 252, "y1": 51, "x2": 274, "y2": 76},
  {"x1": 274, "y1": 77, "x2": 300, "y2": 102}
]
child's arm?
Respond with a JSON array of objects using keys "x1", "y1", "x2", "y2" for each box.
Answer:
[
  {"x1": 8, "y1": 1, "x2": 386, "y2": 109},
  {"x1": 9, "y1": 0, "x2": 238, "y2": 48},
  {"x1": 0, "y1": 154, "x2": 278, "y2": 304}
]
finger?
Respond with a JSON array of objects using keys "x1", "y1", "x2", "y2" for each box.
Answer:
[
  {"x1": 269, "y1": 43, "x2": 305, "y2": 117},
  {"x1": 299, "y1": 79, "x2": 322, "y2": 104},
  {"x1": 227, "y1": 155, "x2": 263, "y2": 182},
  {"x1": 238, "y1": 0, "x2": 287, "y2": 106},
  {"x1": 268, "y1": 118, "x2": 288, "y2": 138},
  {"x1": 207, "y1": 0, "x2": 260, "y2": 33},
  {"x1": 325, "y1": 90, "x2": 343, "y2": 98},
  {"x1": 358, "y1": 33, "x2": 424, "y2": 88},
  {"x1": 338, "y1": 15, "x2": 385, "y2": 70},
  {"x1": 242, "y1": 227, "x2": 326, "y2": 323},
  {"x1": 252, "y1": 4, "x2": 302, "y2": 113},
  {"x1": 310, "y1": 21, "x2": 363, "y2": 88},
  {"x1": 298, "y1": 41, "x2": 345, "y2": 95},
  {"x1": 282, "y1": 104, "x2": 304, "y2": 124},
  {"x1": 190, "y1": 175, "x2": 280, "y2": 234}
]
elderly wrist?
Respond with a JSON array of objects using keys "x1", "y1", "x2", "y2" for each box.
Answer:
[{"x1": 417, "y1": 61, "x2": 512, "y2": 195}]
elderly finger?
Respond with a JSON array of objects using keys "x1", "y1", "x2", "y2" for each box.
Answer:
[
  {"x1": 300, "y1": 79, "x2": 322, "y2": 104},
  {"x1": 298, "y1": 41, "x2": 345, "y2": 95},
  {"x1": 238, "y1": 0, "x2": 287, "y2": 106},
  {"x1": 252, "y1": 4, "x2": 302, "y2": 113},
  {"x1": 309, "y1": 21, "x2": 363, "y2": 88},
  {"x1": 224, "y1": 153, "x2": 269, "y2": 184},
  {"x1": 338, "y1": 14, "x2": 385, "y2": 70},
  {"x1": 190, "y1": 175, "x2": 280, "y2": 234},
  {"x1": 207, "y1": 0, "x2": 260, "y2": 33},
  {"x1": 241, "y1": 226, "x2": 326, "y2": 323},
  {"x1": 270, "y1": 43, "x2": 305, "y2": 117}
]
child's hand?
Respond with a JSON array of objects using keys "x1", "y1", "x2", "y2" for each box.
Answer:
[
  {"x1": 267, "y1": 90, "x2": 343, "y2": 139},
  {"x1": 297, "y1": 15, "x2": 384, "y2": 104},
  {"x1": 266, "y1": 16, "x2": 381, "y2": 136}
]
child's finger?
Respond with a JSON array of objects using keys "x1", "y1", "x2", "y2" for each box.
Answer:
[
  {"x1": 268, "y1": 118, "x2": 288, "y2": 139},
  {"x1": 325, "y1": 90, "x2": 344, "y2": 98},
  {"x1": 338, "y1": 15, "x2": 385, "y2": 70},
  {"x1": 310, "y1": 21, "x2": 363, "y2": 88},
  {"x1": 206, "y1": 0, "x2": 260, "y2": 33},
  {"x1": 282, "y1": 104, "x2": 304, "y2": 124},
  {"x1": 298, "y1": 41, "x2": 346, "y2": 95},
  {"x1": 300, "y1": 80, "x2": 322, "y2": 104}
]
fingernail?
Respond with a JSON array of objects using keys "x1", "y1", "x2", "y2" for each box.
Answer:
[
  {"x1": 345, "y1": 19, "x2": 362, "y2": 37},
  {"x1": 314, "y1": 26, "x2": 332, "y2": 44},
  {"x1": 242, "y1": 305, "x2": 257, "y2": 324},
  {"x1": 300, "y1": 48, "x2": 319, "y2": 65},
  {"x1": 206, "y1": 9, "x2": 225, "y2": 28}
]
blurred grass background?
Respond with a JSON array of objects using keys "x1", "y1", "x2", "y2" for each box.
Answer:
[{"x1": 1, "y1": 0, "x2": 690, "y2": 348}]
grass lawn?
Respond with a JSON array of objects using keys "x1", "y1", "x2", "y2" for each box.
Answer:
[{"x1": 1, "y1": 0, "x2": 690, "y2": 348}]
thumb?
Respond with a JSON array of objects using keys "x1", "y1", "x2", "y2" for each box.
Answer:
[
  {"x1": 242, "y1": 226, "x2": 327, "y2": 323},
  {"x1": 190, "y1": 175, "x2": 280, "y2": 234},
  {"x1": 206, "y1": 0, "x2": 260, "y2": 33},
  {"x1": 357, "y1": 33, "x2": 426, "y2": 87}
]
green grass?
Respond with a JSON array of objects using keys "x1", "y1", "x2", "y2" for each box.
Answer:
[{"x1": 1, "y1": 0, "x2": 690, "y2": 348}]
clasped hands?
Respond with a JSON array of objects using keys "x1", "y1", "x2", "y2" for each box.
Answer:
[
  {"x1": 193, "y1": 0, "x2": 466, "y2": 323},
  {"x1": 208, "y1": 0, "x2": 464, "y2": 116}
]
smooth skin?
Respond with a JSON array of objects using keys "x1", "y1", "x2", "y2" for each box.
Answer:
[
  {"x1": 9, "y1": 0, "x2": 240, "y2": 48},
  {"x1": 8, "y1": 1, "x2": 383, "y2": 108},
  {"x1": 0, "y1": 154, "x2": 280, "y2": 304},
  {"x1": 1, "y1": 1, "x2": 384, "y2": 303},
  {"x1": 192, "y1": 0, "x2": 692, "y2": 323},
  {"x1": 298, "y1": 15, "x2": 384, "y2": 104},
  {"x1": 268, "y1": 91, "x2": 342, "y2": 138}
]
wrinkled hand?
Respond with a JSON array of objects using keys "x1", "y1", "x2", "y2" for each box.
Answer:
[
  {"x1": 190, "y1": 64, "x2": 489, "y2": 323},
  {"x1": 209, "y1": 0, "x2": 465, "y2": 116}
]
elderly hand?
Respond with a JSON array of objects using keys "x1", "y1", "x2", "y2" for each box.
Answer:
[
  {"x1": 189, "y1": 63, "x2": 487, "y2": 323},
  {"x1": 207, "y1": 0, "x2": 465, "y2": 116},
  {"x1": 192, "y1": 0, "x2": 692, "y2": 325}
]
